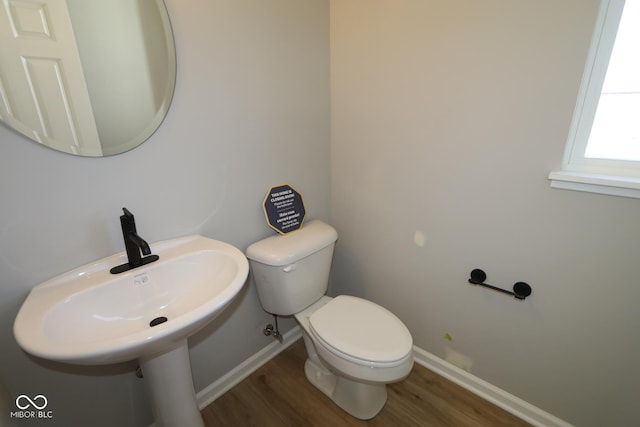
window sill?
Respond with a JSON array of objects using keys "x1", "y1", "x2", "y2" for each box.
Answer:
[{"x1": 549, "y1": 171, "x2": 640, "y2": 199}]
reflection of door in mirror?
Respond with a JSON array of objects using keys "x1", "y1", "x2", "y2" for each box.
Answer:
[{"x1": 0, "y1": 0, "x2": 103, "y2": 156}]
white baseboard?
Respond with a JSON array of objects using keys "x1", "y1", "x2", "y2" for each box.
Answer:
[
  {"x1": 196, "y1": 327, "x2": 302, "y2": 409},
  {"x1": 412, "y1": 346, "x2": 573, "y2": 427},
  {"x1": 196, "y1": 327, "x2": 571, "y2": 427}
]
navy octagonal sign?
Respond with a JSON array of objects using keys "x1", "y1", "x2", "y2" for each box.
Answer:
[{"x1": 263, "y1": 184, "x2": 306, "y2": 234}]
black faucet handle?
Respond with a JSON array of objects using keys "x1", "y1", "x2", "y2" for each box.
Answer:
[{"x1": 120, "y1": 207, "x2": 137, "y2": 234}]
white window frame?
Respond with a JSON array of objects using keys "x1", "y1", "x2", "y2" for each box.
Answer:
[{"x1": 549, "y1": 0, "x2": 640, "y2": 198}]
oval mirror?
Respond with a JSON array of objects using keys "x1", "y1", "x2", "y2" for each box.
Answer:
[{"x1": 0, "y1": 0, "x2": 176, "y2": 157}]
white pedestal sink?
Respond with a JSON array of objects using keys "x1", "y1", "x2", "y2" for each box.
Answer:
[{"x1": 13, "y1": 235, "x2": 249, "y2": 427}]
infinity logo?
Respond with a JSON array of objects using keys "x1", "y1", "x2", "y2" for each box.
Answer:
[{"x1": 15, "y1": 394, "x2": 48, "y2": 410}]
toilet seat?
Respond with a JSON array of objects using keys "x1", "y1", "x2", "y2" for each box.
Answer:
[{"x1": 309, "y1": 295, "x2": 412, "y2": 367}]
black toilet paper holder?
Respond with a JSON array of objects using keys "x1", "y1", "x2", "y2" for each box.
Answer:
[{"x1": 468, "y1": 269, "x2": 532, "y2": 300}]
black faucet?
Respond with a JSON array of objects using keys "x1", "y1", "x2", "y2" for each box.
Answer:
[{"x1": 110, "y1": 208, "x2": 159, "y2": 274}]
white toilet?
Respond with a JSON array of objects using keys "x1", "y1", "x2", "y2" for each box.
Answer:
[{"x1": 246, "y1": 220, "x2": 413, "y2": 420}]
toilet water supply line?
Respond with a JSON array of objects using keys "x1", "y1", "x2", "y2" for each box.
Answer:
[{"x1": 264, "y1": 315, "x2": 283, "y2": 342}]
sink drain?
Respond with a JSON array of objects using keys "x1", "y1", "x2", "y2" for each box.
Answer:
[{"x1": 150, "y1": 316, "x2": 168, "y2": 327}]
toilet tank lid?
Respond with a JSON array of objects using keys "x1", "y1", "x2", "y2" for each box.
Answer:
[{"x1": 246, "y1": 220, "x2": 338, "y2": 266}]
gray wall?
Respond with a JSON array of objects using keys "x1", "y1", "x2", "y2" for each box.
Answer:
[
  {"x1": 330, "y1": 1, "x2": 639, "y2": 426},
  {"x1": 0, "y1": 0, "x2": 329, "y2": 425}
]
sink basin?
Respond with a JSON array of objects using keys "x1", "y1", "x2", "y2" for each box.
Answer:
[
  {"x1": 14, "y1": 233, "x2": 249, "y2": 426},
  {"x1": 14, "y1": 234, "x2": 249, "y2": 365}
]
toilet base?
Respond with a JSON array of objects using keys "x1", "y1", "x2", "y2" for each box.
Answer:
[{"x1": 304, "y1": 357, "x2": 387, "y2": 420}]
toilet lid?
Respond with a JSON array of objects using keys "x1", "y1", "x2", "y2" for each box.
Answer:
[{"x1": 309, "y1": 295, "x2": 412, "y2": 363}]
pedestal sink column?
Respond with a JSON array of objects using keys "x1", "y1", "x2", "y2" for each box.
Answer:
[{"x1": 139, "y1": 339, "x2": 204, "y2": 427}]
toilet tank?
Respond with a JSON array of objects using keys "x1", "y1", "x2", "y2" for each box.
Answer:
[{"x1": 246, "y1": 220, "x2": 338, "y2": 316}]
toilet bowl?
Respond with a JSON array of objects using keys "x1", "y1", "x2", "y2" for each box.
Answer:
[
  {"x1": 295, "y1": 296, "x2": 413, "y2": 419},
  {"x1": 246, "y1": 220, "x2": 414, "y2": 419}
]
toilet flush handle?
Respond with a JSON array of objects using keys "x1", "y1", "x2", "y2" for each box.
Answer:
[{"x1": 283, "y1": 264, "x2": 297, "y2": 273}]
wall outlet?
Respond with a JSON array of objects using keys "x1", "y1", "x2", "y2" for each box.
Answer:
[{"x1": 444, "y1": 346, "x2": 474, "y2": 372}]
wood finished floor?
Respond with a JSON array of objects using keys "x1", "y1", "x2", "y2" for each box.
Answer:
[{"x1": 202, "y1": 339, "x2": 531, "y2": 426}]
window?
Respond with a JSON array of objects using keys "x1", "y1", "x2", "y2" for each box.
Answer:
[{"x1": 549, "y1": 0, "x2": 640, "y2": 198}]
